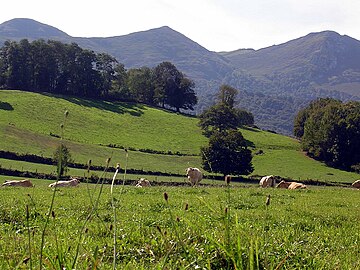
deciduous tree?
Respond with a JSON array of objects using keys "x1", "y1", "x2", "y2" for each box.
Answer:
[{"x1": 201, "y1": 129, "x2": 253, "y2": 176}]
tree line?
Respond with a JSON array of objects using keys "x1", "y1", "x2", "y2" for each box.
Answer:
[
  {"x1": 0, "y1": 39, "x2": 197, "y2": 112},
  {"x1": 294, "y1": 98, "x2": 360, "y2": 172}
]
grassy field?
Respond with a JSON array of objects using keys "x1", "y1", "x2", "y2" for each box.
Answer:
[
  {"x1": 0, "y1": 180, "x2": 359, "y2": 269},
  {"x1": 1, "y1": 90, "x2": 360, "y2": 269},
  {"x1": 1, "y1": 90, "x2": 359, "y2": 184},
  {"x1": 0, "y1": 90, "x2": 206, "y2": 155}
]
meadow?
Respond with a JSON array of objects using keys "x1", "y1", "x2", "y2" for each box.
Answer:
[
  {"x1": 0, "y1": 178, "x2": 359, "y2": 269},
  {"x1": 1, "y1": 90, "x2": 359, "y2": 184},
  {"x1": 1, "y1": 90, "x2": 360, "y2": 269}
]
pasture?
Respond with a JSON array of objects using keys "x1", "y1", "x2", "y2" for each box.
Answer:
[
  {"x1": 0, "y1": 179, "x2": 359, "y2": 269},
  {"x1": 1, "y1": 90, "x2": 359, "y2": 184},
  {"x1": 1, "y1": 90, "x2": 360, "y2": 269}
]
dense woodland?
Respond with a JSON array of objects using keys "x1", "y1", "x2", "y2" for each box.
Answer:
[
  {"x1": 0, "y1": 39, "x2": 197, "y2": 112},
  {"x1": 294, "y1": 98, "x2": 360, "y2": 172}
]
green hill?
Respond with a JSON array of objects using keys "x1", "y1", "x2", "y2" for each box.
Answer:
[{"x1": 0, "y1": 90, "x2": 359, "y2": 183}]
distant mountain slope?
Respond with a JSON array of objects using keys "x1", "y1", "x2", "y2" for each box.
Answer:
[
  {"x1": 74, "y1": 26, "x2": 232, "y2": 81},
  {"x1": 1, "y1": 18, "x2": 360, "y2": 134},
  {"x1": 0, "y1": 18, "x2": 70, "y2": 40},
  {"x1": 220, "y1": 31, "x2": 360, "y2": 133},
  {"x1": 223, "y1": 31, "x2": 360, "y2": 96}
]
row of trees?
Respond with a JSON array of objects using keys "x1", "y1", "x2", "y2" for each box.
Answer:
[
  {"x1": 294, "y1": 98, "x2": 360, "y2": 172},
  {"x1": 199, "y1": 85, "x2": 254, "y2": 176},
  {"x1": 0, "y1": 39, "x2": 197, "y2": 112}
]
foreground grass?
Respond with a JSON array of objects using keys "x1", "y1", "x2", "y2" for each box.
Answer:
[{"x1": 0, "y1": 181, "x2": 359, "y2": 269}]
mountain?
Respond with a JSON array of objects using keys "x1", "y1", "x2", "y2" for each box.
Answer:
[
  {"x1": 73, "y1": 26, "x2": 232, "y2": 81},
  {"x1": 0, "y1": 18, "x2": 70, "y2": 40},
  {"x1": 222, "y1": 31, "x2": 360, "y2": 96},
  {"x1": 0, "y1": 19, "x2": 231, "y2": 82},
  {"x1": 220, "y1": 31, "x2": 360, "y2": 133},
  {"x1": 1, "y1": 18, "x2": 360, "y2": 134}
]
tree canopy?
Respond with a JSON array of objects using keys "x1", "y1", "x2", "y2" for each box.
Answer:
[
  {"x1": 153, "y1": 61, "x2": 197, "y2": 112},
  {"x1": 294, "y1": 98, "x2": 360, "y2": 171},
  {"x1": 198, "y1": 84, "x2": 254, "y2": 137},
  {"x1": 201, "y1": 130, "x2": 254, "y2": 176}
]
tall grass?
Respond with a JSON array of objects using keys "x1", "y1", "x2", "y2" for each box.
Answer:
[
  {"x1": 39, "y1": 110, "x2": 69, "y2": 269},
  {"x1": 1, "y1": 183, "x2": 360, "y2": 268}
]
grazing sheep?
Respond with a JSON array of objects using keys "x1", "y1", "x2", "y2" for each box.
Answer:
[
  {"x1": 276, "y1": 180, "x2": 307, "y2": 189},
  {"x1": 135, "y1": 178, "x2": 151, "y2": 187},
  {"x1": 2, "y1": 179, "x2": 33, "y2": 187},
  {"x1": 49, "y1": 178, "x2": 80, "y2": 188},
  {"x1": 352, "y1": 180, "x2": 360, "y2": 189},
  {"x1": 259, "y1": 175, "x2": 276, "y2": 188},
  {"x1": 186, "y1": 167, "x2": 203, "y2": 186}
]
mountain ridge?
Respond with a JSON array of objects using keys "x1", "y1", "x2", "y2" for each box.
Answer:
[{"x1": 1, "y1": 18, "x2": 360, "y2": 135}]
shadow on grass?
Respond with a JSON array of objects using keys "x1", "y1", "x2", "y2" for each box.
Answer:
[
  {"x1": 0, "y1": 101, "x2": 14, "y2": 111},
  {"x1": 245, "y1": 139, "x2": 255, "y2": 148},
  {"x1": 42, "y1": 93, "x2": 145, "y2": 116},
  {"x1": 242, "y1": 126, "x2": 261, "y2": 132}
]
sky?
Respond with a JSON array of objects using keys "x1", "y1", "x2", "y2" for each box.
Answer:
[{"x1": 1, "y1": 0, "x2": 360, "y2": 52}]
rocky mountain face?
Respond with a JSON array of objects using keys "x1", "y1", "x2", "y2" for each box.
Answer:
[{"x1": 1, "y1": 18, "x2": 360, "y2": 134}]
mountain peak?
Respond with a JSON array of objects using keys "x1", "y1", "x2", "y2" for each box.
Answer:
[{"x1": 0, "y1": 18, "x2": 70, "y2": 39}]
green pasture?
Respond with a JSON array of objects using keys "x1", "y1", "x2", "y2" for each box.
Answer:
[
  {"x1": 0, "y1": 90, "x2": 206, "y2": 155},
  {"x1": 0, "y1": 182, "x2": 359, "y2": 269},
  {"x1": 1, "y1": 90, "x2": 359, "y2": 184}
]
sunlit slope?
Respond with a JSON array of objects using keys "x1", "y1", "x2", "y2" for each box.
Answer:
[
  {"x1": 0, "y1": 90, "x2": 206, "y2": 155},
  {"x1": 0, "y1": 90, "x2": 359, "y2": 183},
  {"x1": 241, "y1": 128, "x2": 359, "y2": 183}
]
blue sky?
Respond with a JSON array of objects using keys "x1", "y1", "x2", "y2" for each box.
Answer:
[{"x1": 1, "y1": 0, "x2": 359, "y2": 51}]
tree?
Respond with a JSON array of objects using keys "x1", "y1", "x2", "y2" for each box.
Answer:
[
  {"x1": 201, "y1": 129, "x2": 253, "y2": 176},
  {"x1": 198, "y1": 103, "x2": 240, "y2": 137},
  {"x1": 153, "y1": 61, "x2": 197, "y2": 112},
  {"x1": 294, "y1": 98, "x2": 340, "y2": 138},
  {"x1": 95, "y1": 52, "x2": 118, "y2": 97},
  {"x1": 295, "y1": 98, "x2": 360, "y2": 170},
  {"x1": 127, "y1": 67, "x2": 155, "y2": 104},
  {"x1": 217, "y1": 84, "x2": 238, "y2": 108},
  {"x1": 198, "y1": 84, "x2": 254, "y2": 137},
  {"x1": 53, "y1": 144, "x2": 74, "y2": 178},
  {"x1": 110, "y1": 63, "x2": 129, "y2": 99}
]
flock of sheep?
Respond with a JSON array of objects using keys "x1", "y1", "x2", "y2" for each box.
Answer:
[{"x1": 1, "y1": 167, "x2": 360, "y2": 189}]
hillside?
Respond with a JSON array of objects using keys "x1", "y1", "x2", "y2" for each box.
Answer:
[
  {"x1": 1, "y1": 18, "x2": 360, "y2": 135},
  {"x1": 0, "y1": 90, "x2": 359, "y2": 183}
]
